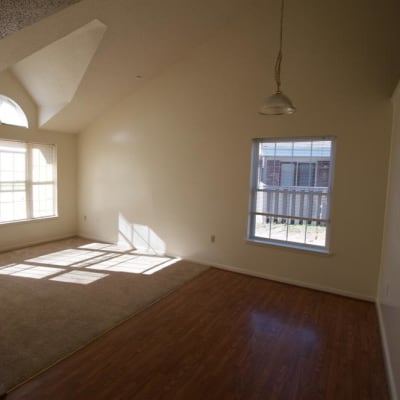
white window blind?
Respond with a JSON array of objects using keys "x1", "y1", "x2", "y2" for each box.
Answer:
[
  {"x1": 0, "y1": 139, "x2": 57, "y2": 223},
  {"x1": 248, "y1": 137, "x2": 335, "y2": 251}
]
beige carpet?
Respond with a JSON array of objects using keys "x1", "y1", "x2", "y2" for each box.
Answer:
[{"x1": 0, "y1": 237, "x2": 208, "y2": 391}]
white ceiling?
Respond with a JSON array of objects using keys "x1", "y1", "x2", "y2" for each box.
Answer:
[{"x1": 0, "y1": 0, "x2": 250, "y2": 133}]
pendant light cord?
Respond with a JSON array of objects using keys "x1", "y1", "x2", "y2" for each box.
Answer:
[{"x1": 275, "y1": 0, "x2": 284, "y2": 93}]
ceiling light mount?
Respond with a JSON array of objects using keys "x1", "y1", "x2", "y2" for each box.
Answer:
[{"x1": 259, "y1": 0, "x2": 296, "y2": 116}]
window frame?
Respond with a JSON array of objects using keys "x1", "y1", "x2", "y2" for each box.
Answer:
[
  {"x1": 247, "y1": 136, "x2": 336, "y2": 254},
  {"x1": 0, "y1": 138, "x2": 58, "y2": 225}
]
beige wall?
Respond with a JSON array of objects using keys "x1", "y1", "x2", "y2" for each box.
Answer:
[
  {"x1": 0, "y1": 70, "x2": 77, "y2": 251},
  {"x1": 78, "y1": 0, "x2": 398, "y2": 299},
  {"x1": 378, "y1": 83, "x2": 400, "y2": 400}
]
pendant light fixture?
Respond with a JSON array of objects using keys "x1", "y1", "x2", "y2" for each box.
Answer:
[{"x1": 259, "y1": 0, "x2": 296, "y2": 115}]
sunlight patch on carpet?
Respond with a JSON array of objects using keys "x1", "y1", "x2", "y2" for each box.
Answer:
[
  {"x1": 85, "y1": 254, "x2": 178, "y2": 274},
  {"x1": 50, "y1": 270, "x2": 108, "y2": 285},
  {"x1": 143, "y1": 257, "x2": 182, "y2": 275},
  {"x1": 27, "y1": 249, "x2": 105, "y2": 266},
  {"x1": 0, "y1": 264, "x2": 64, "y2": 279}
]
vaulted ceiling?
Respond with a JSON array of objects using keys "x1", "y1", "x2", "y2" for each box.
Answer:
[{"x1": 0, "y1": 0, "x2": 249, "y2": 133}]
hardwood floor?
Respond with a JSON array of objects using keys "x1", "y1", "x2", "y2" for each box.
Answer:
[{"x1": 6, "y1": 268, "x2": 389, "y2": 400}]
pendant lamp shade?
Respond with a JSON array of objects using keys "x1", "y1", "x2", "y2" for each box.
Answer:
[
  {"x1": 259, "y1": 91, "x2": 296, "y2": 115},
  {"x1": 259, "y1": 0, "x2": 296, "y2": 116}
]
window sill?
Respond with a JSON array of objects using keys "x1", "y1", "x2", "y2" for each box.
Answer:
[
  {"x1": 246, "y1": 237, "x2": 333, "y2": 256},
  {"x1": 0, "y1": 215, "x2": 59, "y2": 227}
]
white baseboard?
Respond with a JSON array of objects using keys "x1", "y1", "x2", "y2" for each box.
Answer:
[
  {"x1": 376, "y1": 302, "x2": 398, "y2": 400},
  {"x1": 177, "y1": 256, "x2": 375, "y2": 302},
  {"x1": 0, "y1": 233, "x2": 77, "y2": 253},
  {"x1": 76, "y1": 241, "x2": 376, "y2": 302},
  {"x1": 77, "y1": 232, "x2": 112, "y2": 244}
]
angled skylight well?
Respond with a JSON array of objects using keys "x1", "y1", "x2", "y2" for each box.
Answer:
[
  {"x1": 11, "y1": 19, "x2": 107, "y2": 128},
  {"x1": 0, "y1": 95, "x2": 28, "y2": 128}
]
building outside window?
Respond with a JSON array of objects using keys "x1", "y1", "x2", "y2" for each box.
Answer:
[
  {"x1": 0, "y1": 139, "x2": 57, "y2": 223},
  {"x1": 248, "y1": 137, "x2": 335, "y2": 252}
]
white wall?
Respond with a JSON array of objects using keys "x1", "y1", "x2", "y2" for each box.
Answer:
[
  {"x1": 0, "y1": 70, "x2": 77, "y2": 251},
  {"x1": 377, "y1": 82, "x2": 400, "y2": 400},
  {"x1": 78, "y1": 0, "x2": 399, "y2": 299}
]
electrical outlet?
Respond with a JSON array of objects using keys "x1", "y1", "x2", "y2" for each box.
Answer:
[
  {"x1": 83, "y1": 215, "x2": 87, "y2": 221},
  {"x1": 210, "y1": 235, "x2": 216, "y2": 243}
]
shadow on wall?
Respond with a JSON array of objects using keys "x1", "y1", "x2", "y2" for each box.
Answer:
[{"x1": 117, "y1": 213, "x2": 166, "y2": 255}]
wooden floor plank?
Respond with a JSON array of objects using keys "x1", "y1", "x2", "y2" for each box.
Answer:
[{"x1": 6, "y1": 268, "x2": 389, "y2": 400}]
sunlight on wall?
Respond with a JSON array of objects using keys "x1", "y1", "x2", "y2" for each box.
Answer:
[{"x1": 118, "y1": 213, "x2": 166, "y2": 255}]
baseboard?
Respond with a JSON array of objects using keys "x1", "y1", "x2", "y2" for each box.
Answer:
[
  {"x1": 77, "y1": 241, "x2": 376, "y2": 302},
  {"x1": 77, "y1": 232, "x2": 113, "y2": 245},
  {"x1": 376, "y1": 302, "x2": 398, "y2": 400},
  {"x1": 178, "y1": 256, "x2": 375, "y2": 302},
  {"x1": 0, "y1": 233, "x2": 77, "y2": 254}
]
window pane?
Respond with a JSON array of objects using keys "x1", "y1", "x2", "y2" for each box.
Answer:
[
  {"x1": 254, "y1": 214, "x2": 271, "y2": 239},
  {"x1": 305, "y1": 221, "x2": 327, "y2": 247},
  {"x1": 297, "y1": 163, "x2": 316, "y2": 186},
  {"x1": 311, "y1": 141, "x2": 332, "y2": 158},
  {"x1": 0, "y1": 95, "x2": 28, "y2": 128},
  {"x1": 0, "y1": 153, "x2": 13, "y2": 172},
  {"x1": 281, "y1": 163, "x2": 296, "y2": 187},
  {"x1": 270, "y1": 219, "x2": 288, "y2": 241},
  {"x1": 0, "y1": 185, "x2": 27, "y2": 222},
  {"x1": 276, "y1": 142, "x2": 293, "y2": 157},
  {"x1": 293, "y1": 141, "x2": 312, "y2": 158},
  {"x1": 0, "y1": 142, "x2": 27, "y2": 223},
  {"x1": 0, "y1": 143, "x2": 26, "y2": 182},
  {"x1": 287, "y1": 219, "x2": 307, "y2": 243},
  {"x1": 32, "y1": 184, "x2": 55, "y2": 218},
  {"x1": 32, "y1": 145, "x2": 55, "y2": 182}
]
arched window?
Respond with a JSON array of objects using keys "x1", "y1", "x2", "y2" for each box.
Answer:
[{"x1": 0, "y1": 95, "x2": 29, "y2": 128}]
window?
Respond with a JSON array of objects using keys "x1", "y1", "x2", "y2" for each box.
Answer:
[
  {"x1": 0, "y1": 95, "x2": 29, "y2": 128},
  {"x1": 279, "y1": 162, "x2": 317, "y2": 187},
  {"x1": 0, "y1": 139, "x2": 57, "y2": 223},
  {"x1": 248, "y1": 137, "x2": 335, "y2": 252}
]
